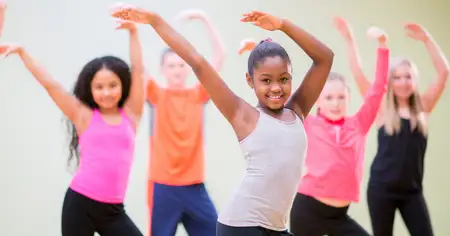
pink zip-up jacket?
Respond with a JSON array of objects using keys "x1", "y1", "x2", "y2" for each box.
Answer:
[{"x1": 298, "y1": 47, "x2": 389, "y2": 202}]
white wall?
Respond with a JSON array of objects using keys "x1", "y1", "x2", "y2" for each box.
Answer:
[{"x1": 0, "y1": 0, "x2": 449, "y2": 235}]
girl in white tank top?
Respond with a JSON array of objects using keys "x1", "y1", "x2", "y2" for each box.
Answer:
[{"x1": 110, "y1": 6, "x2": 334, "y2": 236}]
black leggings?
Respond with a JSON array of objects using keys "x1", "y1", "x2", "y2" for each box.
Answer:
[
  {"x1": 61, "y1": 188, "x2": 143, "y2": 236},
  {"x1": 367, "y1": 187, "x2": 433, "y2": 236},
  {"x1": 290, "y1": 193, "x2": 369, "y2": 236},
  {"x1": 217, "y1": 222, "x2": 293, "y2": 236}
]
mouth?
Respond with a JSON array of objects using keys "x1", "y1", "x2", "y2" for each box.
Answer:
[{"x1": 266, "y1": 95, "x2": 284, "y2": 101}]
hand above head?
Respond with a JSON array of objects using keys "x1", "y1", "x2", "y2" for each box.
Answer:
[
  {"x1": 404, "y1": 23, "x2": 430, "y2": 42},
  {"x1": 333, "y1": 16, "x2": 353, "y2": 41},
  {"x1": 240, "y1": 11, "x2": 283, "y2": 31},
  {"x1": 238, "y1": 38, "x2": 256, "y2": 55},
  {"x1": 115, "y1": 19, "x2": 137, "y2": 32},
  {"x1": 110, "y1": 2, "x2": 155, "y2": 25},
  {"x1": 177, "y1": 9, "x2": 207, "y2": 21},
  {"x1": 0, "y1": 43, "x2": 23, "y2": 58},
  {"x1": 367, "y1": 26, "x2": 388, "y2": 47}
]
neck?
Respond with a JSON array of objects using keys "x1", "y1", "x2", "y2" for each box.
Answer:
[
  {"x1": 256, "y1": 104, "x2": 283, "y2": 114},
  {"x1": 396, "y1": 98, "x2": 410, "y2": 108},
  {"x1": 99, "y1": 107, "x2": 119, "y2": 114}
]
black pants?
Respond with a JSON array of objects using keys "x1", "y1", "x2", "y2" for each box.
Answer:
[
  {"x1": 290, "y1": 193, "x2": 369, "y2": 236},
  {"x1": 367, "y1": 187, "x2": 433, "y2": 236},
  {"x1": 217, "y1": 222, "x2": 293, "y2": 236},
  {"x1": 61, "y1": 188, "x2": 143, "y2": 236}
]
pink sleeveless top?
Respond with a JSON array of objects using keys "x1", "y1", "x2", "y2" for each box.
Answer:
[{"x1": 70, "y1": 109, "x2": 135, "y2": 203}]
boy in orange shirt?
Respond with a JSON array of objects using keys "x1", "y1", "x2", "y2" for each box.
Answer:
[{"x1": 146, "y1": 10, "x2": 225, "y2": 236}]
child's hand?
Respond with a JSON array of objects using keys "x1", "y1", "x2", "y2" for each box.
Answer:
[
  {"x1": 333, "y1": 17, "x2": 353, "y2": 41},
  {"x1": 110, "y1": 2, "x2": 155, "y2": 25},
  {"x1": 115, "y1": 19, "x2": 137, "y2": 32},
  {"x1": 404, "y1": 23, "x2": 430, "y2": 42},
  {"x1": 367, "y1": 26, "x2": 388, "y2": 47},
  {"x1": 238, "y1": 38, "x2": 256, "y2": 55},
  {"x1": 240, "y1": 11, "x2": 283, "y2": 31},
  {"x1": 0, "y1": 43, "x2": 23, "y2": 58},
  {"x1": 177, "y1": 9, "x2": 207, "y2": 21}
]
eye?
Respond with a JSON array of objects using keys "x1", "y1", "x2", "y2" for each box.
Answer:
[
  {"x1": 338, "y1": 94, "x2": 346, "y2": 100},
  {"x1": 325, "y1": 95, "x2": 333, "y2": 100},
  {"x1": 262, "y1": 79, "x2": 271, "y2": 84},
  {"x1": 280, "y1": 77, "x2": 290, "y2": 83}
]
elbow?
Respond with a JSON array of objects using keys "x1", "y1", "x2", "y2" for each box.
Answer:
[
  {"x1": 439, "y1": 69, "x2": 449, "y2": 80},
  {"x1": 315, "y1": 48, "x2": 334, "y2": 67}
]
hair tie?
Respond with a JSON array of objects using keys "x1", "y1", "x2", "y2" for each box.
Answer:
[{"x1": 259, "y1": 37, "x2": 273, "y2": 44}]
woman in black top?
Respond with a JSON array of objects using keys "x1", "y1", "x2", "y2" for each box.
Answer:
[{"x1": 334, "y1": 18, "x2": 449, "y2": 236}]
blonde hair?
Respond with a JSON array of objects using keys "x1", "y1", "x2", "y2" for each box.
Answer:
[{"x1": 383, "y1": 57, "x2": 427, "y2": 136}]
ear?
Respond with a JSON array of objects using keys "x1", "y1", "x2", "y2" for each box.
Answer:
[{"x1": 246, "y1": 72, "x2": 254, "y2": 89}]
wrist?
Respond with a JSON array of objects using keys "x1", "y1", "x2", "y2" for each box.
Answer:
[
  {"x1": 279, "y1": 18, "x2": 288, "y2": 31},
  {"x1": 146, "y1": 12, "x2": 159, "y2": 25}
]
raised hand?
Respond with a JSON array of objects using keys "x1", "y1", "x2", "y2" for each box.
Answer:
[
  {"x1": 0, "y1": 0, "x2": 6, "y2": 37},
  {"x1": 0, "y1": 43, "x2": 22, "y2": 58},
  {"x1": 333, "y1": 16, "x2": 353, "y2": 41},
  {"x1": 238, "y1": 38, "x2": 256, "y2": 55},
  {"x1": 110, "y1": 3, "x2": 154, "y2": 25},
  {"x1": 177, "y1": 9, "x2": 207, "y2": 21},
  {"x1": 404, "y1": 23, "x2": 430, "y2": 41},
  {"x1": 367, "y1": 26, "x2": 388, "y2": 47},
  {"x1": 115, "y1": 19, "x2": 137, "y2": 31},
  {"x1": 240, "y1": 11, "x2": 282, "y2": 31}
]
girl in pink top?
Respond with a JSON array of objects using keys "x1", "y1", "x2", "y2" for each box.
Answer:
[
  {"x1": 288, "y1": 27, "x2": 390, "y2": 235},
  {"x1": 337, "y1": 18, "x2": 448, "y2": 236},
  {"x1": 0, "y1": 19, "x2": 145, "y2": 236}
]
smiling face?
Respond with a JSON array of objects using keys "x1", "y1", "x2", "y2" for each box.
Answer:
[
  {"x1": 247, "y1": 56, "x2": 292, "y2": 111},
  {"x1": 91, "y1": 68, "x2": 123, "y2": 110},
  {"x1": 316, "y1": 78, "x2": 349, "y2": 120}
]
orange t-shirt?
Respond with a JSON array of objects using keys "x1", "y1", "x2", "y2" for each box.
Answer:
[{"x1": 147, "y1": 80, "x2": 209, "y2": 186}]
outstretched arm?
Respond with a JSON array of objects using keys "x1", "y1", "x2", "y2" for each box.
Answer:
[
  {"x1": 354, "y1": 27, "x2": 390, "y2": 133},
  {"x1": 110, "y1": 5, "x2": 252, "y2": 127},
  {"x1": 405, "y1": 23, "x2": 449, "y2": 113},
  {"x1": 116, "y1": 20, "x2": 145, "y2": 122},
  {"x1": 0, "y1": 45, "x2": 91, "y2": 130},
  {"x1": 178, "y1": 10, "x2": 226, "y2": 71},
  {"x1": 282, "y1": 20, "x2": 334, "y2": 118},
  {"x1": 0, "y1": 1, "x2": 6, "y2": 37},
  {"x1": 333, "y1": 17, "x2": 370, "y2": 96}
]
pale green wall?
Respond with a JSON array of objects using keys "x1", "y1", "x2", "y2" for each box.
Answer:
[{"x1": 0, "y1": 0, "x2": 449, "y2": 235}]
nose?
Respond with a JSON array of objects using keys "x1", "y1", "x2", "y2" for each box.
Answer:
[
  {"x1": 102, "y1": 89, "x2": 111, "y2": 96},
  {"x1": 330, "y1": 99, "x2": 339, "y2": 107},
  {"x1": 270, "y1": 83, "x2": 281, "y2": 93}
]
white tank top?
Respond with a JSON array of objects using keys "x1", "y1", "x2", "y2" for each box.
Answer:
[{"x1": 218, "y1": 109, "x2": 307, "y2": 231}]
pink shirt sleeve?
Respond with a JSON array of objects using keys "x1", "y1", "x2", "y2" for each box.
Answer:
[{"x1": 354, "y1": 47, "x2": 390, "y2": 134}]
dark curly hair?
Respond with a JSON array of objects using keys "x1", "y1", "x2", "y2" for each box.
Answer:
[{"x1": 66, "y1": 56, "x2": 131, "y2": 167}]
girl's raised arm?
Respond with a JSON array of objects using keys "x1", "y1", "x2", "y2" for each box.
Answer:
[
  {"x1": 0, "y1": 45, "x2": 91, "y2": 130},
  {"x1": 110, "y1": 4, "x2": 258, "y2": 134},
  {"x1": 404, "y1": 23, "x2": 449, "y2": 113},
  {"x1": 115, "y1": 20, "x2": 146, "y2": 123}
]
